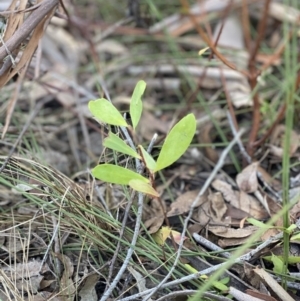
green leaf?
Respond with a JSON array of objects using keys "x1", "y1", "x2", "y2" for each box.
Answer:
[
  {"x1": 219, "y1": 277, "x2": 230, "y2": 285},
  {"x1": 291, "y1": 232, "x2": 300, "y2": 241},
  {"x1": 155, "y1": 114, "x2": 196, "y2": 172},
  {"x1": 104, "y1": 132, "x2": 141, "y2": 159},
  {"x1": 184, "y1": 264, "x2": 228, "y2": 292},
  {"x1": 138, "y1": 145, "x2": 156, "y2": 171},
  {"x1": 286, "y1": 224, "x2": 297, "y2": 234},
  {"x1": 129, "y1": 179, "x2": 159, "y2": 197},
  {"x1": 92, "y1": 164, "x2": 148, "y2": 185},
  {"x1": 88, "y1": 98, "x2": 128, "y2": 126},
  {"x1": 212, "y1": 281, "x2": 228, "y2": 292},
  {"x1": 130, "y1": 80, "x2": 146, "y2": 129},
  {"x1": 247, "y1": 218, "x2": 274, "y2": 229},
  {"x1": 184, "y1": 263, "x2": 198, "y2": 275},
  {"x1": 264, "y1": 255, "x2": 300, "y2": 264},
  {"x1": 285, "y1": 256, "x2": 300, "y2": 264},
  {"x1": 270, "y1": 253, "x2": 284, "y2": 274},
  {"x1": 152, "y1": 227, "x2": 171, "y2": 246}
]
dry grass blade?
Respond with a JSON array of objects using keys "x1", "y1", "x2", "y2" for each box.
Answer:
[
  {"x1": 0, "y1": 155, "x2": 201, "y2": 299},
  {"x1": 1, "y1": 63, "x2": 27, "y2": 139},
  {"x1": 0, "y1": 0, "x2": 59, "y2": 140},
  {"x1": 0, "y1": 0, "x2": 58, "y2": 85}
]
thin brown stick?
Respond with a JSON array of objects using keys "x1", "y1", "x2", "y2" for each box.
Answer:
[
  {"x1": 246, "y1": 0, "x2": 271, "y2": 158},
  {"x1": 184, "y1": 0, "x2": 234, "y2": 113},
  {"x1": 0, "y1": 0, "x2": 59, "y2": 61},
  {"x1": 0, "y1": 2, "x2": 42, "y2": 16},
  {"x1": 241, "y1": 0, "x2": 251, "y2": 50},
  {"x1": 180, "y1": 0, "x2": 245, "y2": 74},
  {"x1": 249, "y1": 0, "x2": 272, "y2": 62}
]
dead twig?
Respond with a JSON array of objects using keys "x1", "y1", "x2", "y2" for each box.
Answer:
[
  {"x1": 0, "y1": 0, "x2": 59, "y2": 62},
  {"x1": 180, "y1": 0, "x2": 248, "y2": 76},
  {"x1": 192, "y1": 233, "x2": 231, "y2": 259},
  {"x1": 0, "y1": 2, "x2": 42, "y2": 16},
  {"x1": 184, "y1": 0, "x2": 234, "y2": 115},
  {"x1": 246, "y1": 0, "x2": 271, "y2": 158}
]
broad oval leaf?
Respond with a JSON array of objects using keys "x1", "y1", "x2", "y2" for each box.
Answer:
[
  {"x1": 155, "y1": 114, "x2": 196, "y2": 172},
  {"x1": 138, "y1": 145, "x2": 156, "y2": 171},
  {"x1": 88, "y1": 98, "x2": 127, "y2": 126},
  {"x1": 104, "y1": 132, "x2": 141, "y2": 159},
  {"x1": 92, "y1": 164, "x2": 148, "y2": 185},
  {"x1": 129, "y1": 179, "x2": 159, "y2": 197},
  {"x1": 130, "y1": 80, "x2": 146, "y2": 129}
]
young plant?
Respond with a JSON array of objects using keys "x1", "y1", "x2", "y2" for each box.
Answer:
[{"x1": 88, "y1": 80, "x2": 196, "y2": 197}]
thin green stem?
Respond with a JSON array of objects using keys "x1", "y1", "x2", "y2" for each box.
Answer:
[{"x1": 281, "y1": 0, "x2": 298, "y2": 289}]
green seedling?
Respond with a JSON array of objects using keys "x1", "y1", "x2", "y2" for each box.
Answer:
[{"x1": 89, "y1": 80, "x2": 196, "y2": 197}]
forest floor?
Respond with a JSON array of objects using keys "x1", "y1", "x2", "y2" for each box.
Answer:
[{"x1": 0, "y1": 0, "x2": 300, "y2": 300}]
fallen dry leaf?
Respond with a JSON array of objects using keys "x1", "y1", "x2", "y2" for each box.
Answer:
[
  {"x1": 139, "y1": 111, "x2": 168, "y2": 141},
  {"x1": 260, "y1": 227, "x2": 281, "y2": 242},
  {"x1": 143, "y1": 216, "x2": 164, "y2": 234},
  {"x1": 212, "y1": 179, "x2": 268, "y2": 220},
  {"x1": 57, "y1": 254, "x2": 76, "y2": 301},
  {"x1": 236, "y1": 162, "x2": 259, "y2": 194},
  {"x1": 1, "y1": 229, "x2": 28, "y2": 254},
  {"x1": 143, "y1": 198, "x2": 165, "y2": 234},
  {"x1": 269, "y1": 124, "x2": 299, "y2": 157},
  {"x1": 128, "y1": 266, "x2": 154, "y2": 301},
  {"x1": 238, "y1": 191, "x2": 269, "y2": 220},
  {"x1": 167, "y1": 190, "x2": 207, "y2": 217},
  {"x1": 192, "y1": 200, "x2": 211, "y2": 227},
  {"x1": 246, "y1": 289, "x2": 278, "y2": 301},
  {"x1": 208, "y1": 191, "x2": 227, "y2": 222},
  {"x1": 225, "y1": 203, "x2": 249, "y2": 221},
  {"x1": 257, "y1": 165, "x2": 282, "y2": 192},
  {"x1": 208, "y1": 225, "x2": 258, "y2": 239},
  {"x1": 212, "y1": 178, "x2": 239, "y2": 202},
  {"x1": 2, "y1": 260, "x2": 49, "y2": 294},
  {"x1": 218, "y1": 236, "x2": 254, "y2": 248},
  {"x1": 198, "y1": 122, "x2": 219, "y2": 163},
  {"x1": 78, "y1": 274, "x2": 99, "y2": 301}
]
